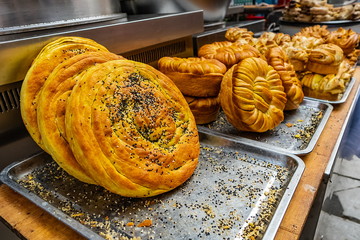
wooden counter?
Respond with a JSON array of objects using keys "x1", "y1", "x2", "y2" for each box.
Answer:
[{"x1": 0, "y1": 69, "x2": 359, "y2": 240}]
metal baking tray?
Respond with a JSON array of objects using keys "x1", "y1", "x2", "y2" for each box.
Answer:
[
  {"x1": 0, "y1": 132, "x2": 304, "y2": 240},
  {"x1": 199, "y1": 99, "x2": 333, "y2": 156},
  {"x1": 304, "y1": 77, "x2": 356, "y2": 105}
]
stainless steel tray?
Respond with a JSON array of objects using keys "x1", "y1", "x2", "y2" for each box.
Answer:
[
  {"x1": 0, "y1": 132, "x2": 304, "y2": 240},
  {"x1": 199, "y1": 99, "x2": 333, "y2": 156},
  {"x1": 304, "y1": 77, "x2": 356, "y2": 105}
]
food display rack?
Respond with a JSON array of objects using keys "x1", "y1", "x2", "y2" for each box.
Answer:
[{"x1": 0, "y1": 7, "x2": 360, "y2": 240}]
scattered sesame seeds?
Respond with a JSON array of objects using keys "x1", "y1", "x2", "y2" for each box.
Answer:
[{"x1": 16, "y1": 141, "x2": 294, "y2": 239}]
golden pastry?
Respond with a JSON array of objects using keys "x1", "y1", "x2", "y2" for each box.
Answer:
[
  {"x1": 219, "y1": 57, "x2": 287, "y2": 132},
  {"x1": 198, "y1": 41, "x2": 263, "y2": 68},
  {"x1": 158, "y1": 56, "x2": 227, "y2": 97},
  {"x1": 300, "y1": 72, "x2": 346, "y2": 101},
  {"x1": 306, "y1": 43, "x2": 344, "y2": 74},
  {"x1": 184, "y1": 95, "x2": 220, "y2": 124},
  {"x1": 266, "y1": 47, "x2": 304, "y2": 110},
  {"x1": 224, "y1": 27, "x2": 254, "y2": 44},
  {"x1": 37, "y1": 52, "x2": 124, "y2": 184},
  {"x1": 20, "y1": 37, "x2": 109, "y2": 149},
  {"x1": 65, "y1": 59, "x2": 200, "y2": 197},
  {"x1": 327, "y1": 28, "x2": 360, "y2": 55}
]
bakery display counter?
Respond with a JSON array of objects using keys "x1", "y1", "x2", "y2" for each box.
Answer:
[{"x1": 0, "y1": 64, "x2": 359, "y2": 239}]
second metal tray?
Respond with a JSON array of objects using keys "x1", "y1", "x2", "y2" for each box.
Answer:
[
  {"x1": 0, "y1": 132, "x2": 304, "y2": 240},
  {"x1": 199, "y1": 99, "x2": 333, "y2": 155}
]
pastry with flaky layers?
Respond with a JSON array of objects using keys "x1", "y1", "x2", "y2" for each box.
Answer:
[
  {"x1": 300, "y1": 72, "x2": 346, "y2": 101},
  {"x1": 294, "y1": 25, "x2": 330, "y2": 40},
  {"x1": 158, "y1": 56, "x2": 227, "y2": 97},
  {"x1": 327, "y1": 28, "x2": 360, "y2": 55},
  {"x1": 198, "y1": 41, "x2": 263, "y2": 68},
  {"x1": 225, "y1": 27, "x2": 254, "y2": 45},
  {"x1": 306, "y1": 43, "x2": 344, "y2": 74},
  {"x1": 65, "y1": 59, "x2": 200, "y2": 197},
  {"x1": 184, "y1": 95, "x2": 220, "y2": 124},
  {"x1": 266, "y1": 47, "x2": 304, "y2": 110},
  {"x1": 219, "y1": 57, "x2": 287, "y2": 132},
  {"x1": 20, "y1": 36, "x2": 109, "y2": 150},
  {"x1": 37, "y1": 52, "x2": 124, "y2": 184}
]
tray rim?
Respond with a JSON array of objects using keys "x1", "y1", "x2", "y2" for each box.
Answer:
[
  {"x1": 0, "y1": 136, "x2": 305, "y2": 240},
  {"x1": 199, "y1": 98, "x2": 333, "y2": 156},
  {"x1": 304, "y1": 77, "x2": 356, "y2": 105}
]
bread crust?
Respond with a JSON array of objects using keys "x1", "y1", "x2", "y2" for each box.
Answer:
[
  {"x1": 65, "y1": 59, "x2": 200, "y2": 197},
  {"x1": 184, "y1": 95, "x2": 220, "y2": 124},
  {"x1": 158, "y1": 57, "x2": 227, "y2": 97},
  {"x1": 220, "y1": 57, "x2": 287, "y2": 132},
  {"x1": 37, "y1": 52, "x2": 123, "y2": 184},
  {"x1": 307, "y1": 43, "x2": 344, "y2": 74},
  {"x1": 20, "y1": 37, "x2": 109, "y2": 149}
]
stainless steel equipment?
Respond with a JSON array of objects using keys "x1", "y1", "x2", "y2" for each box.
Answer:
[{"x1": 120, "y1": 0, "x2": 232, "y2": 22}]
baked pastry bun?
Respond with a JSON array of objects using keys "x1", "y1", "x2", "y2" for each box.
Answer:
[
  {"x1": 65, "y1": 59, "x2": 200, "y2": 197},
  {"x1": 20, "y1": 37, "x2": 109, "y2": 149},
  {"x1": 294, "y1": 25, "x2": 330, "y2": 40},
  {"x1": 327, "y1": 28, "x2": 360, "y2": 55},
  {"x1": 184, "y1": 95, "x2": 220, "y2": 124},
  {"x1": 225, "y1": 27, "x2": 254, "y2": 44},
  {"x1": 300, "y1": 73, "x2": 346, "y2": 101},
  {"x1": 37, "y1": 52, "x2": 124, "y2": 184},
  {"x1": 307, "y1": 43, "x2": 344, "y2": 74},
  {"x1": 220, "y1": 57, "x2": 287, "y2": 132},
  {"x1": 266, "y1": 47, "x2": 304, "y2": 110},
  {"x1": 158, "y1": 56, "x2": 227, "y2": 97},
  {"x1": 198, "y1": 41, "x2": 263, "y2": 68}
]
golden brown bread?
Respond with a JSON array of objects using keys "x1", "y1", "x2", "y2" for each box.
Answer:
[
  {"x1": 300, "y1": 72, "x2": 346, "y2": 101},
  {"x1": 184, "y1": 95, "x2": 220, "y2": 124},
  {"x1": 198, "y1": 41, "x2": 263, "y2": 68},
  {"x1": 294, "y1": 25, "x2": 330, "y2": 40},
  {"x1": 306, "y1": 43, "x2": 344, "y2": 74},
  {"x1": 265, "y1": 47, "x2": 304, "y2": 110},
  {"x1": 157, "y1": 56, "x2": 227, "y2": 97},
  {"x1": 219, "y1": 57, "x2": 287, "y2": 132},
  {"x1": 327, "y1": 28, "x2": 360, "y2": 55},
  {"x1": 225, "y1": 27, "x2": 254, "y2": 44},
  {"x1": 20, "y1": 37, "x2": 109, "y2": 149},
  {"x1": 65, "y1": 59, "x2": 200, "y2": 197},
  {"x1": 37, "y1": 52, "x2": 124, "y2": 184}
]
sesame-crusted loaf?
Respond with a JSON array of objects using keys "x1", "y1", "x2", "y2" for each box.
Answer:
[
  {"x1": 158, "y1": 56, "x2": 227, "y2": 97},
  {"x1": 65, "y1": 59, "x2": 200, "y2": 197},
  {"x1": 37, "y1": 52, "x2": 124, "y2": 184},
  {"x1": 20, "y1": 36, "x2": 109, "y2": 150},
  {"x1": 220, "y1": 57, "x2": 287, "y2": 132}
]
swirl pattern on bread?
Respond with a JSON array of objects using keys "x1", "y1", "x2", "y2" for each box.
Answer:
[
  {"x1": 220, "y1": 57, "x2": 287, "y2": 132},
  {"x1": 65, "y1": 59, "x2": 200, "y2": 197}
]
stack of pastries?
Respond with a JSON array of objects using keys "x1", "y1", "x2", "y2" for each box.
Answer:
[
  {"x1": 159, "y1": 25, "x2": 359, "y2": 133},
  {"x1": 283, "y1": 0, "x2": 359, "y2": 22},
  {"x1": 226, "y1": 26, "x2": 359, "y2": 101},
  {"x1": 20, "y1": 37, "x2": 200, "y2": 198}
]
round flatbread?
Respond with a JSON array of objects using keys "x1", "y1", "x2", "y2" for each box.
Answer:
[
  {"x1": 65, "y1": 59, "x2": 200, "y2": 197},
  {"x1": 20, "y1": 37, "x2": 109, "y2": 149},
  {"x1": 37, "y1": 52, "x2": 124, "y2": 184}
]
